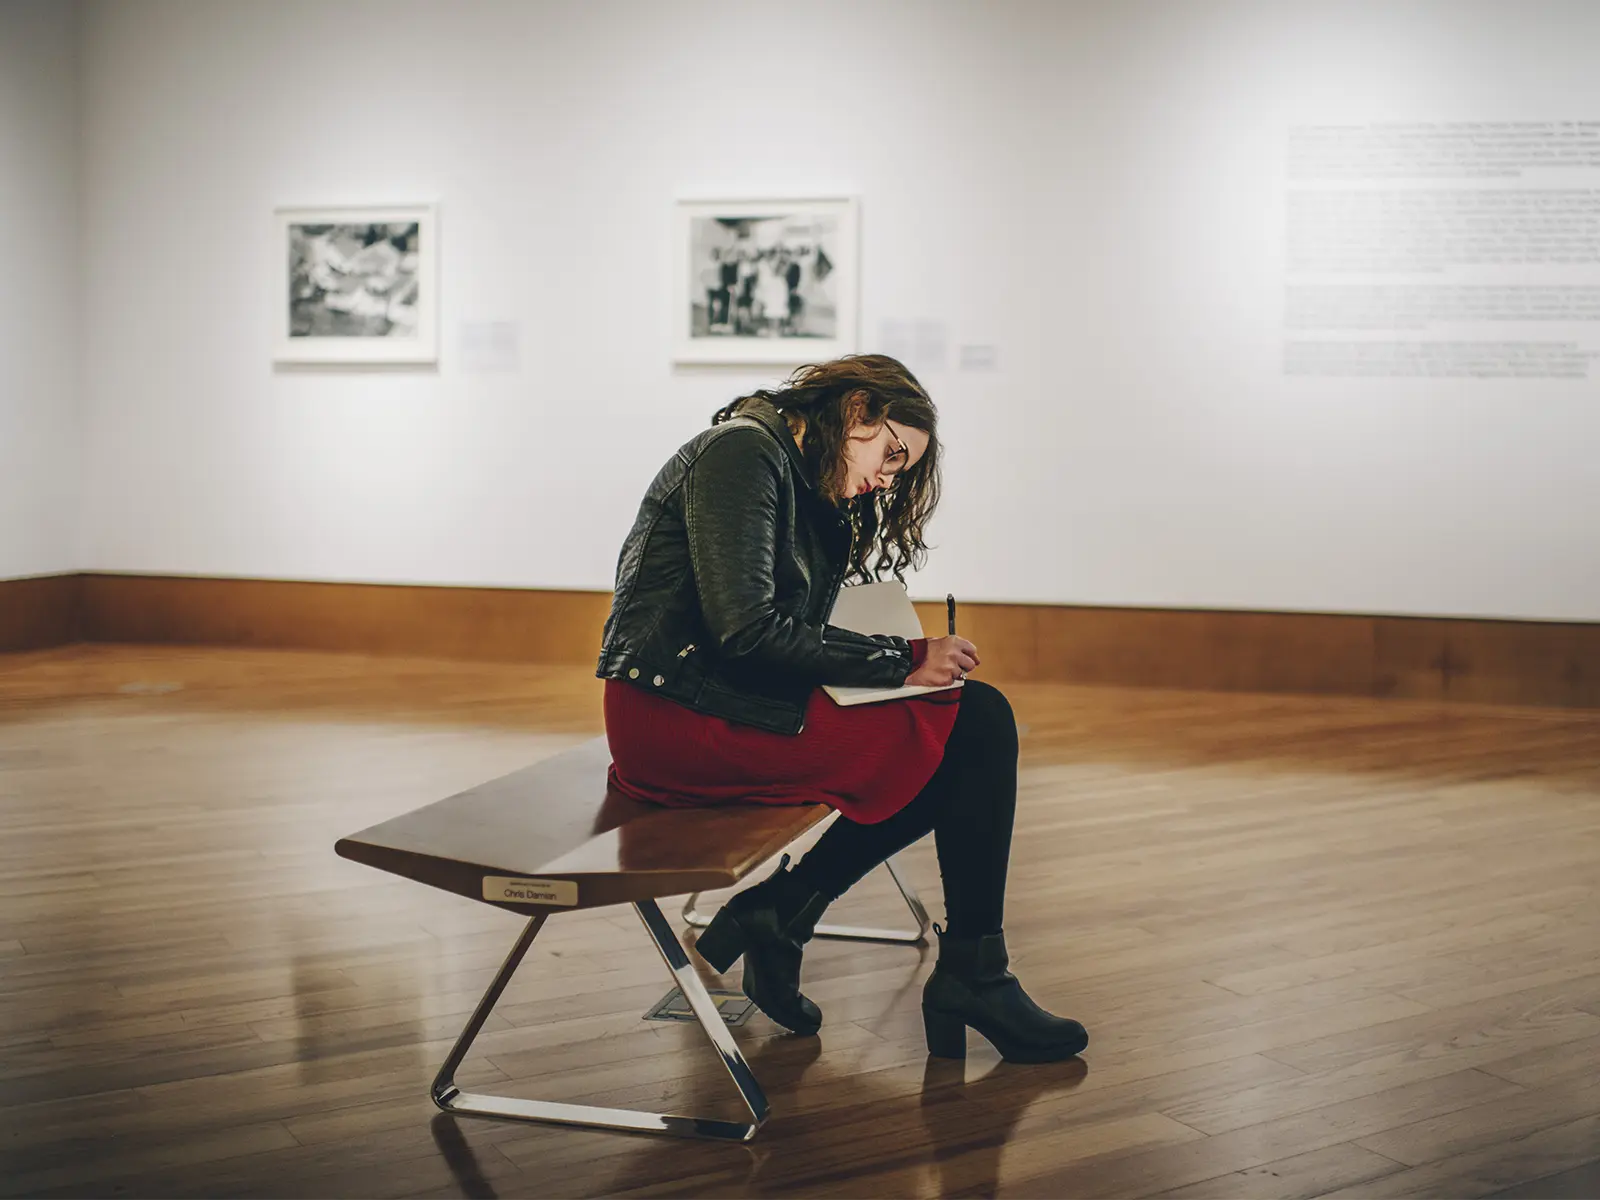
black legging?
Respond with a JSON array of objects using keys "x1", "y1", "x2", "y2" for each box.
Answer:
[{"x1": 790, "y1": 679, "x2": 1019, "y2": 938}]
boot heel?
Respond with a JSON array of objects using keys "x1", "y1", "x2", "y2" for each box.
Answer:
[
  {"x1": 694, "y1": 908, "x2": 745, "y2": 972},
  {"x1": 923, "y1": 1006, "x2": 968, "y2": 1059}
]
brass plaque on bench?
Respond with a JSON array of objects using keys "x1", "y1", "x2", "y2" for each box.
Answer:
[{"x1": 482, "y1": 876, "x2": 578, "y2": 906}]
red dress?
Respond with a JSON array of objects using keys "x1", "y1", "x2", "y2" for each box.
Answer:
[{"x1": 605, "y1": 640, "x2": 962, "y2": 825}]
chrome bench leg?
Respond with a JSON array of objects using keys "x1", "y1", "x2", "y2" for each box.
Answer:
[
  {"x1": 682, "y1": 851, "x2": 932, "y2": 945},
  {"x1": 430, "y1": 899, "x2": 769, "y2": 1141}
]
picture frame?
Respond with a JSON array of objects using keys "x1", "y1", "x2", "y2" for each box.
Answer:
[
  {"x1": 673, "y1": 196, "x2": 859, "y2": 365},
  {"x1": 273, "y1": 203, "x2": 438, "y2": 364}
]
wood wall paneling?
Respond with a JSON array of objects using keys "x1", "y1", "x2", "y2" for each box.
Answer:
[
  {"x1": 0, "y1": 574, "x2": 82, "y2": 653},
  {"x1": 1031, "y1": 606, "x2": 1379, "y2": 695},
  {"x1": 78, "y1": 575, "x2": 612, "y2": 667},
  {"x1": 0, "y1": 573, "x2": 1585, "y2": 709},
  {"x1": 1372, "y1": 614, "x2": 1600, "y2": 708}
]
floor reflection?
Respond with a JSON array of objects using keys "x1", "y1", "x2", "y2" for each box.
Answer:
[
  {"x1": 431, "y1": 1112, "x2": 502, "y2": 1200},
  {"x1": 282, "y1": 910, "x2": 425, "y2": 1088},
  {"x1": 586, "y1": 1032, "x2": 1091, "y2": 1198},
  {"x1": 915, "y1": 1054, "x2": 1090, "y2": 1196},
  {"x1": 719, "y1": 1047, "x2": 1094, "y2": 1197}
]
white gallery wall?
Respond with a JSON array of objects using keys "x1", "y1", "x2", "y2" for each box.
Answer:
[
  {"x1": 0, "y1": 0, "x2": 81, "y2": 580},
  {"x1": 73, "y1": 0, "x2": 1600, "y2": 620}
]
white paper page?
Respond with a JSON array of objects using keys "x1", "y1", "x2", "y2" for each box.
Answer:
[{"x1": 822, "y1": 581, "x2": 963, "y2": 706}]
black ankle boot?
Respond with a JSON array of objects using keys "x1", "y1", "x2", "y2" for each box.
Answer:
[
  {"x1": 694, "y1": 855, "x2": 830, "y2": 1035},
  {"x1": 922, "y1": 927, "x2": 1088, "y2": 1063}
]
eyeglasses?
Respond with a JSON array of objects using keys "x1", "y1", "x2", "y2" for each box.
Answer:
[{"x1": 881, "y1": 420, "x2": 910, "y2": 481}]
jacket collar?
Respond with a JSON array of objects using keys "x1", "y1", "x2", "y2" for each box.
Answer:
[
  {"x1": 737, "y1": 399, "x2": 817, "y2": 491},
  {"x1": 733, "y1": 398, "x2": 853, "y2": 537}
]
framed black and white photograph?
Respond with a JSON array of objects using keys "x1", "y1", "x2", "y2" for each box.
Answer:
[
  {"x1": 273, "y1": 204, "x2": 438, "y2": 364},
  {"x1": 673, "y1": 197, "x2": 858, "y2": 364}
]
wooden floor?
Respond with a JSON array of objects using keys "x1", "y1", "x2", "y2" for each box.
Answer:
[{"x1": 2, "y1": 644, "x2": 1598, "y2": 1199}]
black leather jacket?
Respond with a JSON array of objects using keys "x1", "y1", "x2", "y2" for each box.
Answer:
[{"x1": 596, "y1": 400, "x2": 916, "y2": 734}]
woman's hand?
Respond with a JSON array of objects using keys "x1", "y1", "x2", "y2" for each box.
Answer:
[{"x1": 906, "y1": 636, "x2": 980, "y2": 687}]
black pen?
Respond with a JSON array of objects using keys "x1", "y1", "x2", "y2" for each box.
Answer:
[{"x1": 946, "y1": 593, "x2": 956, "y2": 636}]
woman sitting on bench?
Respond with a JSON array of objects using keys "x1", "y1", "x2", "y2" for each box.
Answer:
[{"x1": 597, "y1": 353, "x2": 1087, "y2": 1064}]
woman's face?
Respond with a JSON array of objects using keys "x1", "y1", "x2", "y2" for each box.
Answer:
[{"x1": 841, "y1": 417, "x2": 930, "y2": 499}]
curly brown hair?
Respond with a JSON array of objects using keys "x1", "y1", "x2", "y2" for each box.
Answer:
[{"x1": 711, "y1": 354, "x2": 941, "y2": 583}]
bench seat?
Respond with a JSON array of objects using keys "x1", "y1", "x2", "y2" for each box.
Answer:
[
  {"x1": 335, "y1": 735, "x2": 928, "y2": 1142},
  {"x1": 336, "y1": 738, "x2": 832, "y2": 914}
]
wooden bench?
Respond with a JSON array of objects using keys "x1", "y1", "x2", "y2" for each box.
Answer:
[{"x1": 335, "y1": 736, "x2": 929, "y2": 1142}]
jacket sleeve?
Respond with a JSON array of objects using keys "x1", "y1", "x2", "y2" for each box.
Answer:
[{"x1": 684, "y1": 427, "x2": 916, "y2": 688}]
